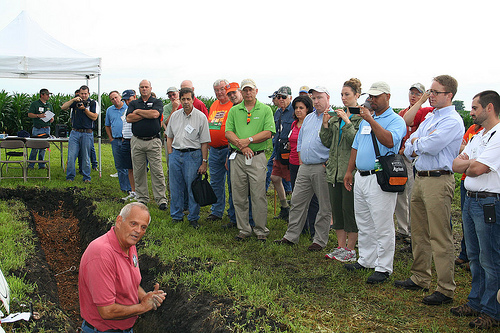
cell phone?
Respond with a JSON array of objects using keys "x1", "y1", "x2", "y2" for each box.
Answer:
[
  {"x1": 483, "y1": 203, "x2": 496, "y2": 223},
  {"x1": 348, "y1": 107, "x2": 360, "y2": 114},
  {"x1": 328, "y1": 110, "x2": 336, "y2": 116}
]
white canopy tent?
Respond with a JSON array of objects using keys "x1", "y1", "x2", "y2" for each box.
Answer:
[{"x1": 0, "y1": 10, "x2": 103, "y2": 175}]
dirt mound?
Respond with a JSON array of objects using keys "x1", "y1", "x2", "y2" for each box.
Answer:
[{"x1": 0, "y1": 187, "x2": 285, "y2": 332}]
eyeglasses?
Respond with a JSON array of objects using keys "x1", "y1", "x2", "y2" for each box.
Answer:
[
  {"x1": 427, "y1": 90, "x2": 450, "y2": 96},
  {"x1": 247, "y1": 111, "x2": 251, "y2": 125},
  {"x1": 276, "y1": 95, "x2": 288, "y2": 100},
  {"x1": 214, "y1": 88, "x2": 226, "y2": 93}
]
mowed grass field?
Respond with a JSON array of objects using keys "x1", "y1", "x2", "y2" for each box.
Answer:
[{"x1": 0, "y1": 141, "x2": 486, "y2": 332}]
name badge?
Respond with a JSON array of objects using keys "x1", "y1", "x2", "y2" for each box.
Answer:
[
  {"x1": 229, "y1": 152, "x2": 237, "y2": 160},
  {"x1": 147, "y1": 103, "x2": 153, "y2": 108},
  {"x1": 185, "y1": 124, "x2": 194, "y2": 134},
  {"x1": 39, "y1": 107, "x2": 44, "y2": 112},
  {"x1": 361, "y1": 126, "x2": 371, "y2": 135}
]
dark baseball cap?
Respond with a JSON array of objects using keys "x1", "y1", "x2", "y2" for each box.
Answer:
[{"x1": 122, "y1": 90, "x2": 136, "y2": 100}]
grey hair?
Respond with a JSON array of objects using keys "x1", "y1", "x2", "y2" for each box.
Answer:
[
  {"x1": 213, "y1": 79, "x2": 229, "y2": 88},
  {"x1": 119, "y1": 202, "x2": 151, "y2": 223}
]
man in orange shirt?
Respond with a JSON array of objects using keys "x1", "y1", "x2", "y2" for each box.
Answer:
[{"x1": 206, "y1": 79, "x2": 234, "y2": 221}]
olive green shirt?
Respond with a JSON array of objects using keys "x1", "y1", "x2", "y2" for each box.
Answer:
[
  {"x1": 319, "y1": 114, "x2": 362, "y2": 183},
  {"x1": 28, "y1": 99, "x2": 53, "y2": 129}
]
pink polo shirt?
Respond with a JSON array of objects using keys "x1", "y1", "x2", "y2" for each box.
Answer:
[{"x1": 78, "y1": 227, "x2": 141, "y2": 331}]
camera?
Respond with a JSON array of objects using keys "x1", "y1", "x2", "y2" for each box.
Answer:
[{"x1": 77, "y1": 100, "x2": 90, "y2": 109}]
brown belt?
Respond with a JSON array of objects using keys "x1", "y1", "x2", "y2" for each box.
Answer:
[
  {"x1": 73, "y1": 129, "x2": 93, "y2": 133},
  {"x1": 417, "y1": 170, "x2": 452, "y2": 177}
]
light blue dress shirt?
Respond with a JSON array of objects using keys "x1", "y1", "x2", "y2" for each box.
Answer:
[
  {"x1": 352, "y1": 107, "x2": 407, "y2": 171},
  {"x1": 297, "y1": 109, "x2": 331, "y2": 165},
  {"x1": 404, "y1": 105, "x2": 464, "y2": 171},
  {"x1": 105, "y1": 103, "x2": 127, "y2": 138}
]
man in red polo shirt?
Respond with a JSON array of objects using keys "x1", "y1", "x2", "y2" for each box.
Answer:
[
  {"x1": 79, "y1": 202, "x2": 166, "y2": 332},
  {"x1": 180, "y1": 80, "x2": 208, "y2": 117}
]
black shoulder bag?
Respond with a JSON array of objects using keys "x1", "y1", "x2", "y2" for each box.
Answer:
[{"x1": 370, "y1": 131, "x2": 407, "y2": 192}]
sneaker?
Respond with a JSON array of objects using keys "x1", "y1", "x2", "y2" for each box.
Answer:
[
  {"x1": 158, "y1": 203, "x2": 168, "y2": 211},
  {"x1": 334, "y1": 248, "x2": 356, "y2": 262},
  {"x1": 450, "y1": 304, "x2": 480, "y2": 317},
  {"x1": 469, "y1": 314, "x2": 500, "y2": 329},
  {"x1": 110, "y1": 173, "x2": 118, "y2": 178},
  {"x1": 325, "y1": 247, "x2": 345, "y2": 260},
  {"x1": 92, "y1": 166, "x2": 98, "y2": 171},
  {"x1": 366, "y1": 271, "x2": 390, "y2": 284},
  {"x1": 121, "y1": 191, "x2": 137, "y2": 202}
]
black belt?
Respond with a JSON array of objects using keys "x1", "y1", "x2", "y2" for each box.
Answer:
[
  {"x1": 123, "y1": 138, "x2": 131, "y2": 141},
  {"x1": 211, "y1": 145, "x2": 228, "y2": 150},
  {"x1": 83, "y1": 320, "x2": 132, "y2": 333},
  {"x1": 74, "y1": 129, "x2": 93, "y2": 133},
  {"x1": 176, "y1": 148, "x2": 199, "y2": 153},
  {"x1": 417, "y1": 170, "x2": 452, "y2": 177},
  {"x1": 235, "y1": 150, "x2": 265, "y2": 156},
  {"x1": 467, "y1": 191, "x2": 500, "y2": 199},
  {"x1": 113, "y1": 137, "x2": 123, "y2": 140},
  {"x1": 135, "y1": 134, "x2": 160, "y2": 141},
  {"x1": 359, "y1": 170, "x2": 376, "y2": 176}
]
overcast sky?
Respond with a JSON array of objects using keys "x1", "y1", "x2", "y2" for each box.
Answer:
[{"x1": 1, "y1": 0, "x2": 499, "y2": 109}]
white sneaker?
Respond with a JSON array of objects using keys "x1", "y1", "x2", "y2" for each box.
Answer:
[
  {"x1": 110, "y1": 173, "x2": 118, "y2": 178},
  {"x1": 121, "y1": 191, "x2": 136, "y2": 202},
  {"x1": 325, "y1": 247, "x2": 345, "y2": 260},
  {"x1": 334, "y1": 248, "x2": 357, "y2": 262}
]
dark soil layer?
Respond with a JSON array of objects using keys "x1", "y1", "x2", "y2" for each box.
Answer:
[{"x1": 0, "y1": 187, "x2": 284, "y2": 332}]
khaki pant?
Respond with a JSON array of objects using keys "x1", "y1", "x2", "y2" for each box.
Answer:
[
  {"x1": 230, "y1": 153, "x2": 269, "y2": 237},
  {"x1": 410, "y1": 173, "x2": 456, "y2": 297},
  {"x1": 394, "y1": 156, "x2": 414, "y2": 236},
  {"x1": 131, "y1": 136, "x2": 167, "y2": 206},
  {"x1": 284, "y1": 164, "x2": 332, "y2": 247}
]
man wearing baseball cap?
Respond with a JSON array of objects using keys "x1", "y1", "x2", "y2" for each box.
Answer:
[
  {"x1": 270, "y1": 86, "x2": 294, "y2": 220},
  {"x1": 162, "y1": 87, "x2": 181, "y2": 129},
  {"x1": 120, "y1": 90, "x2": 138, "y2": 202},
  {"x1": 225, "y1": 79, "x2": 275, "y2": 241},
  {"x1": 275, "y1": 86, "x2": 332, "y2": 251},
  {"x1": 27, "y1": 88, "x2": 54, "y2": 169},
  {"x1": 343, "y1": 81, "x2": 406, "y2": 284},
  {"x1": 299, "y1": 86, "x2": 310, "y2": 96}
]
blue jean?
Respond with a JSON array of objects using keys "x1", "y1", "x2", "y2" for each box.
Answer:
[
  {"x1": 458, "y1": 180, "x2": 468, "y2": 261},
  {"x1": 227, "y1": 156, "x2": 254, "y2": 226},
  {"x1": 111, "y1": 139, "x2": 131, "y2": 192},
  {"x1": 67, "y1": 130, "x2": 92, "y2": 181},
  {"x1": 463, "y1": 194, "x2": 500, "y2": 320},
  {"x1": 169, "y1": 149, "x2": 202, "y2": 221},
  {"x1": 209, "y1": 146, "x2": 229, "y2": 218},
  {"x1": 78, "y1": 136, "x2": 97, "y2": 171},
  {"x1": 28, "y1": 127, "x2": 50, "y2": 168},
  {"x1": 81, "y1": 320, "x2": 133, "y2": 333}
]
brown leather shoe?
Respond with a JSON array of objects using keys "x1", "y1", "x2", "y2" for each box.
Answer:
[
  {"x1": 274, "y1": 238, "x2": 294, "y2": 245},
  {"x1": 307, "y1": 243, "x2": 323, "y2": 251}
]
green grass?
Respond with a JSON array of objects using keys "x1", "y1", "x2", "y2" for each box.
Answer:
[{"x1": 0, "y1": 142, "x2": 480, "y2": 332}]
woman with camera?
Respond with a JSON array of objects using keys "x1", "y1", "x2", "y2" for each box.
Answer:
[{"x1": 320, "y1": 78, "x2": 363, "y2": 262}]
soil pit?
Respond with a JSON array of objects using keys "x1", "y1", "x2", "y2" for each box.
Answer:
[{"x1": 0, "y1": 187, "x2": 285, "y2": 332}]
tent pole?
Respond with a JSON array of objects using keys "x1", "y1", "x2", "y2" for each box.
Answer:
[{"x1": 97, "y1": 74, "x2": 102, "y2": 178}]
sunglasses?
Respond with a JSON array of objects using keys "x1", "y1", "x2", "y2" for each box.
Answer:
[
  {"x1": 276, "y1": 95, "x2": 288, "y2": 100},
  {"x1": 247, "y1": 111, "x2": 251, "y2": 125}
]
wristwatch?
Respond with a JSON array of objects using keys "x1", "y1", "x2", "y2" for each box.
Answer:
[
  {"x1": 202, "y1": 158, "x2": 208, "y2": 163},
  {"x1": 248, "y1": 137, "x2": 254, "y2": 142}
]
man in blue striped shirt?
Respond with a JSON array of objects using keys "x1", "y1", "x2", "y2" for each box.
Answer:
[
  {"x1": 275, "y1": 86, "x2": 332, "y2": 251},
  {"x1": 396, "y1": 75, "x2": 465, "y2": 305}
]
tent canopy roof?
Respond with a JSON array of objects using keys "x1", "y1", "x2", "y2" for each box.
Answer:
[{"x1": 0, "y1": 11, "x2": 101, "y2": 80}]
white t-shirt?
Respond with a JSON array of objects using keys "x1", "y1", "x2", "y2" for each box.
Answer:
[{"x1": 463, "y1": 122, "x2": 500, "y2": 193}]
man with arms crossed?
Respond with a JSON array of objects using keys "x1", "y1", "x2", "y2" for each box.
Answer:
[
  {"x1": 225, "y1": 79, "x2": 275, "y2": 241},
  {"x1": 396, "y1": 75, "x2": 464, "y2": 305},
  {"x1": 126, "y1": 80, "x2": 168, "y2": 210},
  {"x1": 79, "y1": 202, "x2": 166, "y2": 332},
  {"x1": 451, "y1": 90, "x2": 500, "y2": 329}
]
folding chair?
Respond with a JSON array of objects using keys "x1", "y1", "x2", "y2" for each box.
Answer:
[
  {"x1": 25, "y1": 140, "x2": 50, "y2": 180},
  {"x1": 0, "y1": 139, "x2": 27, "y2": 182}
]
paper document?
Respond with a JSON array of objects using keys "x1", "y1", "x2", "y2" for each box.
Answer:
[
  {"x1": 42, "y1": 111, "x2": 55, "y2": 122},
  {"x1": 0, "y1": 312, "x2": 31, "y2": 323}
]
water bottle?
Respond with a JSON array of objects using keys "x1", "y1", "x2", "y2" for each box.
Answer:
[{"x1": 374, "y1": 159, "x2": 382, "y2": 172}]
